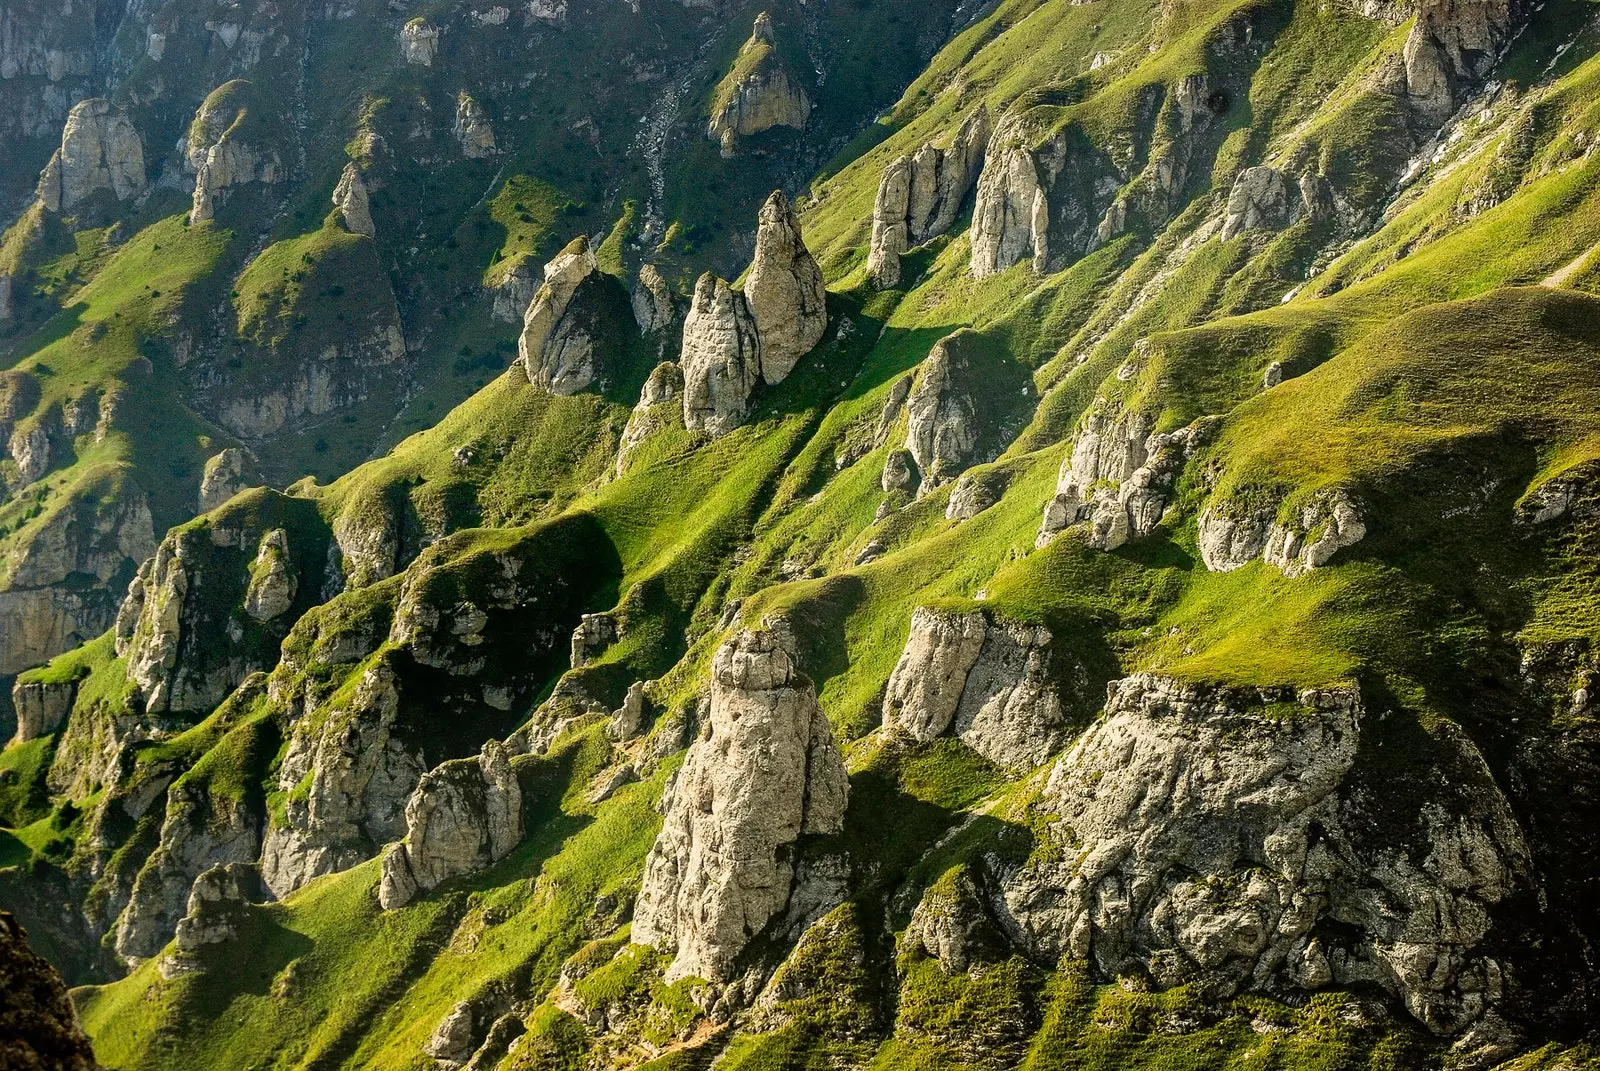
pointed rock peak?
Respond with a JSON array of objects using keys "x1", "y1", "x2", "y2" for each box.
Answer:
[
  {"x1": 333, "y1": 163, "x2": 374, "y2": 237},
  {"x1": 752, "y1": 9, "x2": 776, "y2": 42},
  {"x1": 680, "y1": 271, "x2": 761, "y2": 436},
  {"x1": 37, "y1": 98, "x2": 147, "y2": 214},
  {"x1": 745, "y1": 189, "x2": 827, "y2": 384},
  {"x1": 518, "y1": 236, "x2": 605, "y2": 396}
]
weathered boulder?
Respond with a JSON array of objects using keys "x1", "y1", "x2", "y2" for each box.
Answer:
[
  {"x1": 517, "y1": 238, "x2": 610, "y2": 396},
  {"x1": 680, "y1": 273, "x2": 761, "y2": 437},
  {"x1": 0, "y1": 911, "x2": 98, "y2": 1071},
  {"x1": 632, "y1": 627, "x2": 849, "y2": 981},
  {"x1": 707, "y1": 13, "x2": 811, "y2": 156},
  {"x1": 261, "y1": 662, "x2": 425, "y2": 897},
  {"x1": 11, "y1": 674, "x2": 76, "y2": 745},
  {"x1": 401, "y1": 19, "x2": 439, "y2": 66},
  {"x1": 454, "y1": 93, "x2": 497, "y2": 158},
  {"x1": 631, "y1": 264, "x2": 678, "y2": 336},
  {"x1": 882, "y1": 607, "x2": 1067, "y2": 771},
  {"x1": 969, "y1": 139, "x2": 1047, "y2": 279},
  {"x1": 332, "y1": 162, "x2": 374, "y2": 237},
  {"x1": 903, "y1": 866, "x2": 1007, "y2": 973},
  {"x1": 1403, "y1": 0, "x2": 1520, "y2": 124},
  {"x1": 946, "y1": 470, "x2": 1005, "y2": 521},
  {"x1": 378, "y1": 741, "x2": 522, "y2": 910},
  {"x1": 743, "y1": 191, "x2": 827, "y2": 383},
  {"x1": 244, "y1": 529, "x2": 297, "y2": 623},
  {"x1": 198, "y1": 448, "x2": 255, "y2": 512},
  {"x1": 867, "y1": 106, "x2": 988, "y2": 287},
  {"x1": 164, "y1": 863, "x2": 264, "y2": 975},
  {"x1": 1197, "y1": 488, "x2": 1367, "y2": 575},
  {"x1": 993, "y1": 674, "x2": 1528, "y2": 1036},
  {"x1": 901, "y1": 332, "x2": 1012, "y2": 491},
  {"x1": 1038, "y1": 407, "x2": 1213, "y2": 550},
  {"x1": 1220, "y1": 166, "x2": 1335, "y2": 240},
  {"x1": 185, "y1": 81, "x2": 284, "y2": 223},
  {"x1": 36, "y1": 98, "x2": 145, "y2": 213}
]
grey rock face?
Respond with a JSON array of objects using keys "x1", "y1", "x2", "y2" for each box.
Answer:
[
  {"x1": 881, "y1": 448, "x2": 917, "y2": 493},
  {"x1": 969, "y1": 137, "x2": 1047, "y2": 279},
  {"x1": 378, "y1": 741, "x2": 522, "y2": 910},
  {"x1": 1404, "y1": 0, "x2": 1518, "y2": 123},
  {"x1": 632, "y1": 627, "x2": 849, "y2": 982},
  {"x1": 569, "y1": 612, "x2": 617, "y2": 668},
  {"x1": 1197, "y1": 488, "x2": 1367, "y2": 575},
  {"x1": 454, "y1": 93, "x2": 497, "y2": 158},
  {"x1": 518, "y1": 238, "x2": 602, "y2": 395},
  {"x1": 198, "y1": 448, "x2": 254, "y2": 512},
  {"x1": 902, "y1": 333, "x2": 1012, "y2": 491},
  {"x1": 882, "y1": 607, "x2": 1067, "y2": 771},
  {"x1": 631, "y1": 264, "x2": 678, "y2": 336},
  {"x1": 401, "y1": 19, "x2": 439, "y2": 66},
  {"x1": 332, "y1": 163, "x2": 374, "y2": 237},
  {"x1": 10, "y1": 675, "x2": 75, "y2": 745},
  {"x1": 867, "y1": 106, "x2": 988, "y2": 288},
  {"x1": 489, "y1": 258, "x2": 537, "y2": 324},
  {"x1": 744, "y1": 191, "x2": 827, "y2": 383},
  {"x1": 904, "y1": 867, "x2": 1006, "y2": 973},
  {"x1": 618, "y1": 362, "x2": 685, "y2": 470},
  {"x1": 261, "y1": 662, "x2": 425, "y2": 897},
  {"x1": 680, "y1": 273, "x2": 762, "y2": 437},
  {"x1": 1220, "y1": 166, "x2": 1336, "y2": 240},
  {"x1": 37, "y1": 99, "x2": 146, "y2": 213},
  {"x1": 115, "y1": 777, "x2": 261, "y2": 963},
  {"x1": 707, "y1": 13, "x2": 811, "y2": 156},
  {"x1": 946, "y1": 470, "x2": 1004, "y2": 521},
  {"x1": 185, "y1": 85, "x2": 284, "y2": 223},
  {"x1": 994, "y1": 674, "x2": 1528, "y2": 1036},
  {"x1": 1039, "y1": 410, "x2": 1213, "y2": 551},
  {"x1": 165, "y1": 863, "x2": 265, "y2": 975},
  {"x1": 332, "y1": 499, "x2": 400, "y2": 590},
  {"x1": 244, "y1": 529, "x2": 297, "y2": 623}
]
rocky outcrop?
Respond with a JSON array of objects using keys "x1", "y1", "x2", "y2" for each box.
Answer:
[
  {"x1": 261, "y1": 662, "x2": 425, "y2": 897},
  {"x1": 1197, "y1": 488, "x2": 1367, "y2": 576},
  {"x1": 164, "y1": 863, "x2": 264, "y2": 975},
  {"x1": 707, "y1": 13, "x2": 811, "y2": 156},
  {"x1": 867, "y1": 107, "x2": 989, "y2": 288},
  {"x1": 10, "y1": 674, "x2": 76, "y2": 745},
  {"x1": 114, "y1": 775, "x2": 262, "y2": 963},
  {"x1": 185, "y1": 82, "x2": 284, "y2": 223},
  {"x1": 517, "y1": 238, "x2": 610, "y2": 395},
  {"x1": 903, "y1": 866, "x2": 1006, "y2": 973},
  {"x1": 332, "y1": 163, "x2": 374, "y2": 237},
  {"x1": 401, "y1": 19, "x2": 439, "y2": 66},
  {"x1": 1038, "y1": 407, "x2": 1214, "y2": 550},
  {"x1": 1403, "y1": 0, "x2": 1521, "y2": 124},
  {"x1": 244, "y1": 529, "x2": 297, "y2": 623},
  {"x1": 569, "y1": 612, "x2": 617, "y2": 668},
  {"x1": 618, "y1": 361, "x2": 685, "y2": 470},
  {"x1": 882, "y1": 607, "x2": 1067, "y2": 771},
  {"x1": 744, "y1": 191, "x2": 827, "y2": 382},
  {"x1": 454, "y1": 93, "x2": 497, "y2": 158},
  {"x1": 331, "y1": 496, "x2": 402, "y2": 591},
  {"x1": 1220, "y1": 166, "x2": 1334, "y2": 240},
  {"x1": 378, "y1": 741, "x2": 521, "y2": 910},
  {"x1": 0, "y1": 911, "x2": 98, "y2": 1071},
  {"x1": 945, "y1": 469, "x2": 1006, "y2": 521},
  {"x1": 631, "y1": 265, "x2": 677, "y2": 336},
  {"x1": 992, "y1": 674, "x2": 1529, "y2": 1036},
  {"x1": 489, "y1": 257, "x2": 537, "y2": 324},
  {"x1": 36, "y1": 99, "x2": 146, "y2": 213},
  {"x1": 198, "y1": 448, "x2": 255, "y2": 512},
  {"x1": 632, "y1": 627, "x2": 849, "y2": 982},
  {"x1": 680, "y1": 273, "x2": 762, "y2": 436},
  {"x1": 896, "y1": 332, "x2": 1016, "y2": 492}
]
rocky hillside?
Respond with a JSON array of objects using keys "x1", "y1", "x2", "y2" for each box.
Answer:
[{"x1": 3, "y1": 0, "x2": 1600, "y2": 1066}]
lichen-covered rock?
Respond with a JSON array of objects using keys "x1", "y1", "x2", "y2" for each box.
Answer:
[
  {"x1": 1197, "y1": 489, "x2": 1367, "y2": 575},
  {"x1": 36, "y1": 98, "x2": 145, "y2": 213},
  {"x1": 332, "y1": 497, "x2": 401, "y2": 590},
  {"x1": 743, "y1": 191, "x2": 827, "y2": 383},
  {"x1": 10, "y1": 675, "x2": 75, "y2": 745},
  {"x1": 332, "y1": 162, "x2": 374, "y2": 237},
  {"x1": 518, "y1": 238, "x2": 608, "y2": 395},
  {"x1": 198, "y1": 448, "x2": 255, "y2": 512},
  {"x1": 868, "y1": 106, "x2": 988, "y2": 287},
  {"x1": 882, "y1": 607, "x2": 1068, "y2": 771},
  {"x1": 454, "y1": 93, "x2": 497, "y2": 158},
  {"x1": 0, "y1": 911, "x2": 98, "y2": 1071},
  {"x1": 680, "y1": 273, "x2": 761, "y2": 437},
  {"x1": 993, "y1": 674, "x2": 1529, "y2": 1036},
  {"x1": 244, "y1": 529, "x2": 297, "y2": 623},
  {"x1": 1404, "y1": 0, "x2": 1520, "y2": 123},
  {"x1": 401, "y1": 19, "x2": 439, "y2": 66},
  {"x1": 261, "y1": 662, "x2": 425, "y2": 897},
  {"x1": 632, "y1": 627, "x2": 849, "y2": 981},
  {"x1": 707, "y1": 13, "x2": 811, "y2": 156},
  {"x1": 378, "y1": 741, "x2": 522, "y2": 910},
  {"x1": 881, "y1": 448, "x2": 917, "y2": 493}
]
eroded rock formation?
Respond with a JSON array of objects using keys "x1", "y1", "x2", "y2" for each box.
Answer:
[
  {"x1": 454, "y1": 93, "x2": 497, "y2": 158},
  {"x1": 185, "y1": 81, "x2": 284, "y2": 223},
  {"x1": 1404, "y1": 0, "x2": 1521, "y2": 123},
  {"x1": 680, "y1": 273, "x2": 762, "y2": 436},
  {"x1": 518, "y1": 238, "x2": 608, "y2": 395},
  {"x1": 744, "y1": 191, "x2": 827, "y2": 383},
  {"x1": 37, "y1": 98, "x2": 146, "y2": 213},
  {"x1": 332, "y1": 163, "x2": 374, "y2": 237},
  {"x1": 1197, "y1": 488, "x2": 1367, "y2": 575},
  {"x1": 707, "y1": 13, "x2": 811, "y2": 156},
  {"x1": 867, "y1": 106, "x2": 989, "y2": 288},
  {"x1": 632, "y1": 627, "x2": 849, "y2": 981}
]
